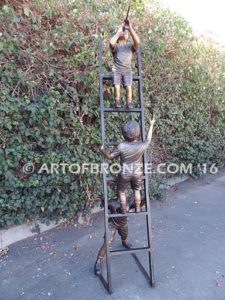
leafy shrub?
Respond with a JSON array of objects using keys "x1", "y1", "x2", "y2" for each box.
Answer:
[{"x1": 0, "y1": 0, "x2": 225, "y2": 227}]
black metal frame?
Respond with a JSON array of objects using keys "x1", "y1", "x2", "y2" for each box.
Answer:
[{"x1": 98, "y1": 38, "x2": 155, "y2": 294}]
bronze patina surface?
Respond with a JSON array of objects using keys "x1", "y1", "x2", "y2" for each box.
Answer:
[
  {"x1": 109, "y1": 18, "x2": 140, "y2": 109},
  {"x1": 99, "y1": 118, "x2": 155, "y2": 214}
]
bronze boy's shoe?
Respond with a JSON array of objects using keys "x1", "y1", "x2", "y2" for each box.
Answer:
[
  {"x1": 115, "y1": 100, "x2": 121, "y2": 108},
  {"x1": 126, "y1": 102, "x2": 134, "y2": 109},
  {"x1": 122, "y1": 240, "x2": 132, "y2": 249},
  {"x1": 94, "y1": 258, "x2": 101, "y2": 276}
]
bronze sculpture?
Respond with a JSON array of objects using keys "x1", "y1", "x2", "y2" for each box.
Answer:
[
  {"x1": 96, "y1": 13, "x2": 156, "y2": 289},
  {"x1": 94, "y1": 197, "x2": 145, "y2": 276},
  {"x1": 109, "y1": 16, "x2": 140, "y2": 108},
  {"x1": 99, "y1": 117, "x2": 155, "y2": 214}
]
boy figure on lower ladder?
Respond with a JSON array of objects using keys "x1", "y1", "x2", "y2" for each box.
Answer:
[
  {"x1": 94, "y1": 198, "x2": 145, "y2": 276},
  {"x1": 109, "y1": 19, "x2": 140, "y2": 109},
  {"x1": 99, "y1": 116, "x2": 155, "y2": 214}
]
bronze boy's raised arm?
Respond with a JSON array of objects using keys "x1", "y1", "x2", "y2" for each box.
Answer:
[
  {"x1": 110, "y1": 20, "x2": 140, "y2": 51},
  {"x1": 147, "y1": 116, "x2": 155, "y2": 142},
  {"x1": 126, "y1": 20, "x2": 140, "y2": 50},
  {"x1": 109, "y1": 25, "x2": 124, "y2": 51}
]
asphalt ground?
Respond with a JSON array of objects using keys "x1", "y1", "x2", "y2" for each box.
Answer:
[{"x1": 1, "y1": 170, "x2": 225, "y2": 300}]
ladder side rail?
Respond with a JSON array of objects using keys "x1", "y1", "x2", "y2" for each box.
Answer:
[
  {"x1": 137, "y1": 46, "x2": 155, "y2": 286},
  {"x1": 98, "y1": 38, "x2": 113, "y2": 293}
]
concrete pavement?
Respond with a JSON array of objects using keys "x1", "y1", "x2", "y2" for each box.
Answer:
[{"x1": 0, "y1": 171, "x2": 225, "y2": 300}]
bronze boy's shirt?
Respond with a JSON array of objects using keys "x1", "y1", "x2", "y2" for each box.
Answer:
[
  {"x1": 111, "y1": 139, "x2": 150, "y2": 175},
  {"x1": 111, "y1": 43, "x2": 136, "y2": 72}
]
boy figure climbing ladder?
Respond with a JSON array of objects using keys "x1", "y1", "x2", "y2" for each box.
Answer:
[
  {"x1": 99, "y1": 116, "x2": 155, "y2": 214},
  {"x1": 110, "y1": 19, "x2": 140, "y2": 108}
]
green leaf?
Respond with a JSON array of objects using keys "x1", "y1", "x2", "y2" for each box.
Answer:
[{"x1": 23, "y1": 7, "x2": 30, "y2": 17}]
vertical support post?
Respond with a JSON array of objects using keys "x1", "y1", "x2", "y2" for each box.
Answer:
[
  {"x1": 98, "y1": 38, "x2": 113, "y2": 294},
  {"x1": 137, "y1": 47, "x2": 155, "y2": 287}
]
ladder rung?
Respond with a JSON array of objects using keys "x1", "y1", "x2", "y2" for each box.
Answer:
[
  {"x1": 108, "y1": 211, "x2": 147, "y2": 218},
  {"x1": 110, "y1": 247, "x2": 151, "y2": 256},
  {"x1": 102, "y1": 74, "x2": 140, "y2": 81},
  {"x1": 104, "y1": 108, "x2": 142, "y2": 113}
]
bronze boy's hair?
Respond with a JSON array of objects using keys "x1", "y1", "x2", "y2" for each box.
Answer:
[{"x1": 122, "y1": 120, "x2": 140, "y2": 141}]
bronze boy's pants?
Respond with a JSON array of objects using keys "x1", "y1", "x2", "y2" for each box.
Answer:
[{"x1": 97, "y1": 222, "x2": 128, "y2": 260}]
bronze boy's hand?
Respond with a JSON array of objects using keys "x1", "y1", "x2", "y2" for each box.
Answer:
[
  {"x1": 123, "y1": 19, "x2": 131, "y2": 32},
  {"x1": 125, "y1": 19, "x2": 132, "y2": 31},
  {"x1": 149, "y1": 115, "x2": 155, "y2": 126},
  {"x1": 147, "y1": 115, "x2": 155, "y2": 142},
  {"x1": 99, "y1": 144, "x2": 104, "y2": 151}
]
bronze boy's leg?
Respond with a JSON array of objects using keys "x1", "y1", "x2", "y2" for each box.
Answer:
[
  {"x1": 125, "y1": 86, "x2": 133, "y2": 107},
  {"x1": 118, "y1": 191, "x2": 127, "y2": 214},
  {"x1": 94, "y1": 228, "x2": 117, "y2": 275},
  {"x1": 97, "y1": 228, "x2": 117, "y2": 260},
  {"x1": 117, "y1": 222, "x2": 132, "y2": 248},
  {"x1": 131, "y1": 176, "x2": 142, "y2": 213},
  {"x1": 114, "y1": 85, "x2": 121, "y2": 108},
  {"x1": 134, "y1": 190, "x2": 141, "y2": 213}
]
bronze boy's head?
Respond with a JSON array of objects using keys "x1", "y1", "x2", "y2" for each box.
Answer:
[
  {"x1": 118, "y1": 29, "x2": 129, "y2": 42},
  {"x1": 122, "y1": 120, "x2": 140, "y2": 141}
]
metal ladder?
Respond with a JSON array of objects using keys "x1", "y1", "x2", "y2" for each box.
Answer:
[{"x1": 98, "y1": 38, "x2": 155, "y2": 294}]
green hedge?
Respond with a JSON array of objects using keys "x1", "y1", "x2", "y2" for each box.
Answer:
[{"x1": 0, "y1": 0, "x2": 225, "y2": 227}]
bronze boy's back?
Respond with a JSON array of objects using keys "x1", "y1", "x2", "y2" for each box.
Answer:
[{"x1": 118, "y1": 140, "x2": 150, "y2": 168}]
